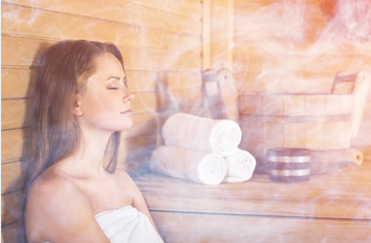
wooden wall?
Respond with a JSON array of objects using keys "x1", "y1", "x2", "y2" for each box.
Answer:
[
  {"x1": 2, "y1": 0, "x2": 371, "y2": 242},
  {"x1": 233, "y1": 0, "x2": 371, "y2": 154},
  {"x1": 1, "y1": 0, "x2": 202, "y2": 241}
]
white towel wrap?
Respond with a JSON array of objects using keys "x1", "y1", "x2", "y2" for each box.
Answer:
[
  {"x1": 162, "y1": 113, "x2": 242, "y2": 156},
  {"x1": 223, "y1": 149, "x2": 256, "y2": 183},
  {"x1": 150, "y1": 146, "x2": 227, "y2": 185},
  {"x1": 95, "y1": 206, "x2": 163, "y2": 243}
]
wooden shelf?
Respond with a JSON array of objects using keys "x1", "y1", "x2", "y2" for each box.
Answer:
[{"x1": 135, "y1": 161, "x2": 371, "y2": 242}]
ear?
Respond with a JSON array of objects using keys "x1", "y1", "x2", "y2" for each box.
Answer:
[{"x1": 73, "y1": 94, "x2": 84, "y2": 116}]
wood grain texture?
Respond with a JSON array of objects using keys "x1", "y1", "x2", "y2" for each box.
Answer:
[
  {"x1": 2, "y1": 86, "x2": 202, "y2": 131},
  {"x1": 239, "y1": 93, "x2": 352, "y2": 117},
  {"x1": 1, "y1": 191, "x2": 23, "y2": 226},
  {"x1": 2, "y1": 99, "x2": 32, "y2": 130},
  {"x1": 1, "y1": 222, "x2": 20, "y2": 243},
  {"x1": 151, "y1": 211, "x2": 371, "y2": 243},
  {"x1": 1, "y1": 112, "x2": 161, "y2": 163},
  {"x1": 1, "y1": 0, "x2": 203, "y2": 236},
  {"x1": 1, "y1": 128, "x2": 31, "y2": 163},
  {"x1": 2, "y1": 3, "x2": 200, "y2": 50},
  {"x1": 2, "y1": 35, "x2": 202, "y2": 71},
  {"x1": 1, "y1": 68, "x2": 201, "y2": 99},
  {"x1": 136, "y1": 162, "x2": 371, "y2": 220},
  {"x1": 2, "y1": 0, "x2": 201, "y2": 34},
  {"x1": 1, "y1": 68, "x2": 35, "y2": 99},
  {"x1": 1, "y1": 161, "x2": 24, "y2": 194}
]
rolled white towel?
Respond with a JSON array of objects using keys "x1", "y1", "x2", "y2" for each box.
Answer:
[
  {"x1": 150, "y1": 146, "x2": 227, "y2": 185},
  {"x1": 223, "y1": 149, "x2": 256, "y2": 183},
  {"x1": 162, "y1": 113, "x2": 242, "y2": 156}
]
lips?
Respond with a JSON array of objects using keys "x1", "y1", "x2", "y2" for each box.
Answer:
[{"x1": 121, "y1": 109, "x2": 133, "y2": 115}]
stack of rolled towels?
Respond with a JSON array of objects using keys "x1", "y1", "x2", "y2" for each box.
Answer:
[{"x1": 150, "y1": 113, "x2": 256, "y2": 185}]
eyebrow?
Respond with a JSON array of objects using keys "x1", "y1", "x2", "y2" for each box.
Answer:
[
  {"x1": 107, "y1": 76, "x2": 128, "y2": 86},
  {"x1": 107, "y1": 76, "x2": 127, "y2": 82},
  {"x1": 107, "y1": 76, "x2": 121, "y2": 81}
]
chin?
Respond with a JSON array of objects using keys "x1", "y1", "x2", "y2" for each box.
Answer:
[{"x1": 118, "y1": 120, "x2": 134, "y2": 131}]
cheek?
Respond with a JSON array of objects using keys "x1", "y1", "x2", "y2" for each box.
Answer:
[{"x1": 83, "y1": 93, "x2": 118, "y2": 117}]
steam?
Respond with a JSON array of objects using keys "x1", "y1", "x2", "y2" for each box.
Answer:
[{"x1": 2, "y1": 0, "x2": 371, "y2": 242}]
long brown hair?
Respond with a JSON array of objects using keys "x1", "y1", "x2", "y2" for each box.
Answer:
[{"x1": 20, "y1": 40, "x2": 124, "y2": 242}]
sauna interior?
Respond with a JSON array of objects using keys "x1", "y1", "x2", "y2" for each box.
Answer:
[{"x1": 2, "y1": 0, "x2": 371, "y2": 242}]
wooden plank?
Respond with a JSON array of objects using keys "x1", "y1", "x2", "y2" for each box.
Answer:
[
  {"x1": 1, "y1": 222, "x2": 20, "y2": 243},
  {"x1": 325, "y1": 94, "x2": 341, "y2": 116},
  {"x1": 131, "y1": 92, "x2": 159, "y2": 114},
  {"x1": 127, "y1": 71, "x2": 202, "y2": 92},
  {"x1": 0, "y1": 134, "x2": 160, "y2": 197},
  {"x1": 233, "y1": 71, "x2": 335, "y2": 94},
  {"x1": 170, "y1": 88, "x2": 204, "y2": 115},
  {"x1": 305, "y1": 123, "x2": 325, "y2": 150},
  {"x1": 283, "y1": 123, "x2": 307, "y2": 148},
  {"x1": 2, "y1": 99, "x2": 32, "y2": 130},
  {"x1": 264, "y1": 123, "x2": 284, "y2": 149},
  {"x1": 126, "y1": 135, "x2": 160, "y2": 161},
  {"x1": 238, "y1": 94, "x2": 263, "y2": 115},
  {"x1": 1, "y1": 35, "x2": 48, "y2": 67},
  {"x1": 210, "y1": 0, "x2": 234, "y2": 70},
  {"x1": 1, "y1": 112, "x2": 161, "y2": 163},
  {"x1": 1, "y1": 191, "x2": 23, "y2": 226},
  {"x1": 1, "y1": 92, "x2": 159, "y2": 130},
  {"x1": 1, "y1": 3, "x2": 199, "y2": 51},
  {"x1": 151, "y1": 211, "x2": 371, "y2": 243},
  {"x1": 339, "y1": 94, "x2": 352, "y2": 115},
  {"x1": 2, "y1": 36, "x2": 202, "y2": 71},
  {"x1": 125, "y1": 135, "x2": 161, "y2": 175},
  {"x1": 284, "y1": 95, "x2": 306, "y2": 116},
  {"x1": 2, "y1": 0, "x2": 201, "y2": 35},
  {"x1": 1, "y1": 68, "x2": 35, "y2": 99},
  {"x1": 127, "y1": 0, "x2": 202, "y2": 18},
  {"x1": 1, "y1": 128, "x2": 31, "y2": 163},
  {"x1": 305, "y1": 95, "x2": 325, "y2": 116},
  {"x1": 263, "y1": 94, "x2": 284, "y2": 116},
  {"x1": 202, "y1": 0, "x2": 211, "y2": 70},
  {"x1": 233, "y1": 44, "x2": 371, "y2": 66},
  {"x1": 232, "y1": 55, "x2": 371, "y2": 82},
  {"x1": 240, "y1": 122, "x2": 265, "y2": 161},
  {"x1": 135, "y1": 162, "x2": 371, "y2": 220},
  {"x1": 1, "y1": 68, "x2": 201, "y2": 99},
  {"x1": 1, "y1": 161, "x2": 24, "y2": 194}
]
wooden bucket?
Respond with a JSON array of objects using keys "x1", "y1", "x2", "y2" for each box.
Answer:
[
  {"x1": 238, "y1": 92, "x2": 352, "y2": 171},
  {"x1": 267, "y1": 148, "x2": 311, "y2": 182}
]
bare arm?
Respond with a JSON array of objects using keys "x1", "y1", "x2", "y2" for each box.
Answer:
[{"x1": 25, "y1": 176, "x2": 110, "y2": 243}]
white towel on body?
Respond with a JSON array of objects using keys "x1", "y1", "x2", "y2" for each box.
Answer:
[
  {"x1": 223, "y1": 149, "x2": 256, "y2": 183},
  {"x1": 162, "y1": 113, "x2": 242, "y2": 156},
  {"x1": 95, "y1": 206, "x2": 163, "y2": 243},
  {"x1": 150, "y1": 146, "x2": 227, "y2": 185}
]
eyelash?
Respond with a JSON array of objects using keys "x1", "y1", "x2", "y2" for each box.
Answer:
[{"x1": 107, "y1": 79, "x2": 128, "y2": 90}]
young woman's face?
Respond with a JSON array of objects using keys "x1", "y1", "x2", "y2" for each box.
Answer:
[{"x1": 77, "y1": 53, "x2": 134, "y2": 132}]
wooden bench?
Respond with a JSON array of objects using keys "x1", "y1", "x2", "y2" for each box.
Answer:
[{"x1": 135, "y1": 156, "x2": 371, "y2": 242}]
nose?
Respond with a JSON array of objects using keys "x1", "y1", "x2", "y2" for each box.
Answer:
[{"x1": 123, "y1": 90, "x2": 134, "y2": 103}]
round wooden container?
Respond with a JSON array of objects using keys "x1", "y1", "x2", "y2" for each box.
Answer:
[
  {"x1": 238, "y1": 92, "x2": 352, "y2": 171},
  {"x1": 267, "y1": 148, "x2": 311, "y2": 182}
]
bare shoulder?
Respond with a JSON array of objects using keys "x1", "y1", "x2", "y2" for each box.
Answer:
[
  {"x1": 113, "y1": 168, "x2": 137, "y2": 187},
  {"x1": 25, "y1": 170, "x2": 108, "y2": 242},
  {"x1": 113, "y1": 168, "x2": 144, "y2": 201},
  {"x1": 113, "y1": 169, "x2": 159, "y2": 232},
  {"x1": 27, "y1": 170, "x2": 84, "y2": 204}
]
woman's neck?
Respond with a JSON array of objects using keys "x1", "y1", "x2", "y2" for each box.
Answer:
[{"x1": 63, "y1": 127, "x2": 114, "y2": 178}]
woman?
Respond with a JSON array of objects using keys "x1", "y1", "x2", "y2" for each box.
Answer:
[{"x1": 22, "y1": 40, "x2": 163, "y2": 242}]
